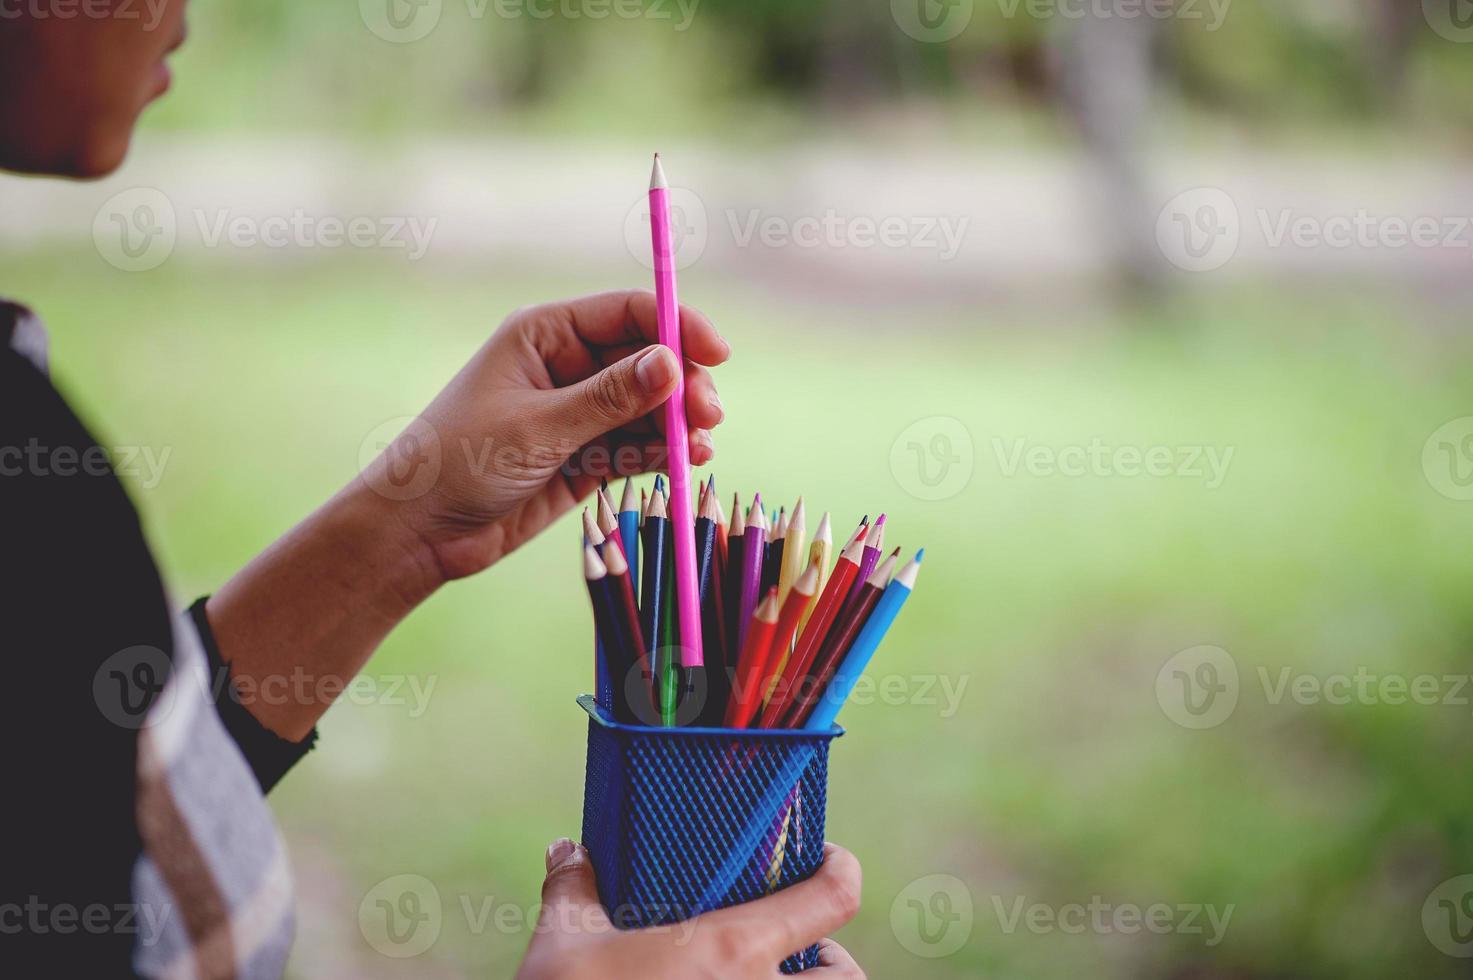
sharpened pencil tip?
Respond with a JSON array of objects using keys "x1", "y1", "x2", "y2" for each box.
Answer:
[
  {"x1": 654, "y1": 474, "x2": 665, "y2": 492},
  {"x1": 650, "y1": 154, "x2": 668, "y2": 190},
  {"x1": 915, "y1": 548, "x2": 925, "y2": 561}
]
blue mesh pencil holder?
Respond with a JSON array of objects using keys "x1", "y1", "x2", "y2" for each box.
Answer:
[{"x1": 578, "y1": 695, "x2": 843, "y2": 974}]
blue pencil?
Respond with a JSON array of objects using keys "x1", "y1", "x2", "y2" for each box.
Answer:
[
  {"x1": 803, "y1": 549, "x2": 922, "y2": 731},
  {"x1": 618, "y1": 477, "x2": 640, "y2": 593}
]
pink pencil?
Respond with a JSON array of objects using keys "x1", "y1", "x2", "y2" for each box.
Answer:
[{"x1": 649, "y1": 154, "x2": 704, "y2": 676}]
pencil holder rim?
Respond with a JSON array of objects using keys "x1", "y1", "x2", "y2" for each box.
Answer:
[{"x1": 577, "y1": 694, "x2": 844, "y2": 739}]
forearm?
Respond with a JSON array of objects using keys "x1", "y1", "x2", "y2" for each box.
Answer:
[{"x1": 206, "y1": 479, "x2": 445, "y2": 741}]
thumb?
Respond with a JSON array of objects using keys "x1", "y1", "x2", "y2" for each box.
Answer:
[
  {"x1": 545, "y1": 345, "x2": 680, "y2": 446},
  {"x1": 537, "y1": 838, "x2": 608, "y2": 930}
]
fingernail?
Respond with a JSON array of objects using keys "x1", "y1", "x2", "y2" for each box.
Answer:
[
  {"x1": 546, "y1": 837, "x2": 577, "y2": 871},
  {"x1": 635, "y1": 346, "x2": 676, "y2": 393},
  {"x1": 708, "y1": 392, "x2": 724, "y2": 421}
]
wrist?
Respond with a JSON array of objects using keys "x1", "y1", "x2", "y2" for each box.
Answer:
[{"x1": 337, "y1": 478, "x2": 448, "y2": 614}]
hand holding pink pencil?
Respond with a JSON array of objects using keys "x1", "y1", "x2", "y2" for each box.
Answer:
[{"x1": 648, "y1": 154, "x2": 706, "y2": 688}]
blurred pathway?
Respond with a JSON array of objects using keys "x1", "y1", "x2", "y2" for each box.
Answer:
[{"x1": 5, "y1": 136, "x2": 1473, "y2": 302}]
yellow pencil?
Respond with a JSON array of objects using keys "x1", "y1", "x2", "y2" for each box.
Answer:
[
  {"x1": 799, "y1": 511, "x2": 833, "y2": 636},
  {"x1": 777, "y1": 496, "x2": 806, "y2": 605}
]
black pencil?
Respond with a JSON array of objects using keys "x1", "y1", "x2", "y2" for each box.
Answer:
[
  {"x1": 640, "y1": 489, "x2": 669, "y2": 711},
  {"x1": 693, "y1": 490, "x2": 727, "y2": 726}
]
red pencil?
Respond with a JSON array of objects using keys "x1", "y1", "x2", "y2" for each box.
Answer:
[
  {"x1": 756, "y1": 560, "x2": 820, "y2": 713},
  {"x1": 758, "y1": 525, "x2": 866, "y2": 727},
  {"x1": 724, "y1": 588, "x2": 780, "y2": 728},
  {"x1": 781, "y1": 549, "x2": 897, "y2": 728}
]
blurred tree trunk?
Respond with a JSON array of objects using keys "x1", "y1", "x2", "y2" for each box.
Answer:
[
  {"x1": 1053, "y1": 10, "x2": 1164, "y2": 298},
  {"x1": 1363, "y1": 0, "x2": 1423, "y2": 107}
]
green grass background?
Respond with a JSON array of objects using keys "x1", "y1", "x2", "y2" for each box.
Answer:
[{"x1": 16, "y1": 247, "x2": 1473, "y2": 977}]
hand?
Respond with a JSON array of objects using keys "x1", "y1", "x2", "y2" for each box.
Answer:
[
  {"x1": 367, "y1": 289, "x2": 730, "y2": 582},
  {"x1": 207, "y1": 289, "x2": 727, "y2": 742},
  {"x1": 516, "y1": 839, "x2": 866, "y2": 979}
]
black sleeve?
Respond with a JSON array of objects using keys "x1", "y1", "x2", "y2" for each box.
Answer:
[
  {"x1": 4, "y1": 347, "x2": 158, "y2": 977},
  {"x1": 187, "y1": 597, "x2": 317, "y2": 793}
]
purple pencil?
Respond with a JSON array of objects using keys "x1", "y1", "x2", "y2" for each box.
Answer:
[
  {"x1": 737, "y1": 493, "x2": 768, "y2": 652},
  {"x1": 846, "y1": 513, "x2": 885, "y2": 607}
]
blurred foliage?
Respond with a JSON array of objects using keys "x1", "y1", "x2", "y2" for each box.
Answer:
[
  {"x1": 15, "y1": 245, "x2": 1473, "y2": 979},
  {"x1": 151, "y1": 0, "x2": 1473, "y2": 137}
]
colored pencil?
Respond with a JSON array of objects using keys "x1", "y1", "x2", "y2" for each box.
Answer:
[
  {"x1": 599, "y1": 539, "x2": 655, "y2": 724},
  {"x1": 798, "y1": 511, "x2": 833, "y2": 636},
  {"x1": 760, "y1": 526, "x2": 866, "y2": 725},
  {"x1": 582, "y1": 508, "x2": 612, "y2": 707},
  {"x1": 583, "y1": 544, "x2": 624, "y2": 718},
  {"x1": 756, "y1": 560, "x2": 821, "y2": 711},
  {"x1": 724, "y1": 497, "x2": 747, "y2": 659},
  {"x1": 658, "y1": 527, "x2": 679, "y2": 725},
  {"x1": 713, "y1": 482, "x2": 729, "y2": 573},
  {"x1": 782, "y1": 550, "x2": 897, "y2": 728},
  {"x1": 778, "y1": 497, "x2": 806, "y2": 605},
  {"x1": 619, "y1": 477, "x2": 640, "y2": 591},
  {"x1": 597, "y1": 487, "x2": 620, "y2": 540},
  {"x1": 738, "y1": 494, "x2": 767, "y2": 650},
  {"x1": 694, "y1": 490, "x2": 727, "y2": 725},
  {"x1": 803, "y1": 550, "x2": 923, "y2": 731},
  {"x1": 724, "y1": 588, "x2": 780, "y2": 728},
  {"x1": 761, "y1": 507, "x2": 785, "y2": 596},
  {"x1": 846, "y1": 513, "x2": 885, "y2": 608},
  {"x1": 639, "y1": 489, "x2": 669, "y2": 708},
  {"x1": 648, "y1": 155, "x2": 703, "y2": 676}
]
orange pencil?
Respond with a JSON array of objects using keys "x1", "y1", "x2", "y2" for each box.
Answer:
[
  {"x1": 724, "y1": 588, "x2": 780, "y2": 728},
  {"x1": 758, "y1": 525, "x2": 866, "y2": 727}
]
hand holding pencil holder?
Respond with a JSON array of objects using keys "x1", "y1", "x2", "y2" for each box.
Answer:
[{"x1": 578, "y1": 696, "x2": 842, "y2": 974}]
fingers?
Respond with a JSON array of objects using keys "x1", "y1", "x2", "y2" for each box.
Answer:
[
  {"x1": 683, "y1": 362, "x2": 724, "y2": 431},
  {"x1": 536, "y1": 839, "x2": 609, "y2": 932},
  {"x1": 807, "y1": 938, "x2": 866, "y2": 977},
  {"x1": 555, "y1": 290, "x2": 730, "y2": 367},
  {"x1": 540, "y1": 346, "x2": 681, "y2": 448},
  {"x1": 695, "y1": 844, "x2": 862, "y2": 966}
]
